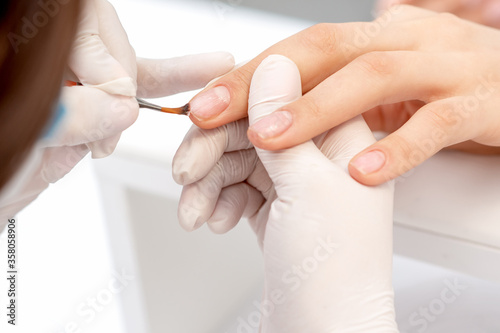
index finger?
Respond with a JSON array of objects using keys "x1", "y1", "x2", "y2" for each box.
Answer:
[
  {"x1": 69, "y1": 0, "x2": 136, "y2": 96},
  {"x1": 187, "y1": 5, "x2": 430, "y2": 129}
]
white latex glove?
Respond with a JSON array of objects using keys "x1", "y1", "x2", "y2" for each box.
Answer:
[
  {"x1": 0, "y1": 0, "x2": 235, "y2": 227},
  {"x1": 174, "y1": 55, "x2": 398, "y2": 332},
  {"x1": 63, "y1": 0, "x2": 235, "y2": 158}
]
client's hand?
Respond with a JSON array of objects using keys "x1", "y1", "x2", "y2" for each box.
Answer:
[
  {"x1": 174, "y1": 55, "x2": 398, "y2": 332},
  {"x1": 185, "y1": 5, "x2": 500, "y2": 186}
]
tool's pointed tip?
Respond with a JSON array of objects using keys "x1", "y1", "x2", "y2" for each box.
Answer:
[{"x1": 182, "y1": 103, "x2": 190, "y2": 115}]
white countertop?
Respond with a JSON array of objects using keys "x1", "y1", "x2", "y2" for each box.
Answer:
[{"x1": 2, "y1": 1, "x2": 499, "y2": 333}]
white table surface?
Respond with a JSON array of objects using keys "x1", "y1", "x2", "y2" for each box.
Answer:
[{"x1": 1, "y1": 1, "x2": 499, "y2": 332}]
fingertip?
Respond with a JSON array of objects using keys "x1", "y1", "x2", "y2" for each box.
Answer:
[
  {"x1": 207, "y1": 200, "x2": 242, "y2": 234},
  {"x1": 89, "y1": 144, "x2": 113, "y2": 159},
  {"x1": 351, "y1": 99, "x2": 461, "y2": 185},
  {"x1": 171, "y1": 160, "x2": 206, "y2": 186},
  {"x1": 348, "y1": 143, "x2": 417, "y2": 186},
  {"x1": 259, "y1": 54, "x2": 297, "y2": 68},
  {"x1": 188, "y1": 106, "x2": 245, "y2": 131},
  {"x1": 207, "y1": 213, "x2": 235, "y2": 235},
  {"x1": 348, "y1": 162, "x2": 384, "y2": 186},
  {"x1": 122, "y1": 96, "x2": 140, "y2": 126},
  {"x1": 348, "y1": 149, "x2": 391, "y2": 186},
  {"x1": 189, "y1": 85, "x2": 231, "y2": 121},
  {"x1": 247, "y1": 129, "x2": 284, "y2": 151},
  {"x1": 188, "y1": 113, "x2": 219, "y2": 129},
  {"x1": 177, "y1": 203, "x2": 205, "y2": 232},
  {"x1": 247, "y1": 128, "x2": 263, "y2": 149},
  {"x1": 88, "y1": 134, "x2": 122, "y2": 159},
  {"x1": 172, "y1": 146, "x2": 195, "y2": 185},
  {"x1": 207, "y1": 183, "x2": 261, "y2": 235},
  {"x1": 172, "y1": 168, "x2": 188, "y2": 186},
  {"x1": 207, "y1": 221, "x2": 231, "y2": 235},
  {"x1": 216, "y1": 51, "x2": 236, "y2": 70}
]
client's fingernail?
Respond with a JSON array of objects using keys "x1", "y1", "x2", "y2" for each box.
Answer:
[
  {"x1": 351, "y1": 150, "x2": 386, "y2": 175},
  {"x1": 484, "y1": 2, "x2": 500, "y2": 24},
  {"x1": 249, "y1": 111, "x2": 293, "y2": 139},
  {"x1": 190, "y1": 86, "x2": 230, "y2": 120}
]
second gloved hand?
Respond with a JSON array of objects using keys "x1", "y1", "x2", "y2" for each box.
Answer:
[{"x1": 174, "y1": 55, "x2": 398, "y2": 332}]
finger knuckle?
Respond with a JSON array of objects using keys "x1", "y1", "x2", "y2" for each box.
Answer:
[
  {"x1": 231, "y1": 65, "x2": 254, "y2": 86},
  {"x1": 425, "y1": 103, "x2": 461, "y2": 134},
  {"x1": 354, "y1": 52, "x2": 396, "y2": 78},
  {"x1": 387, "y1": 133, "x2": 415, "y2": 160},
  {"x1": 199, "y1": 127, "x2": 224, "y2": 157},
  {"x1": 297, "y1": 96, "x2": 322, "y2": 120},
  {"x1": 112, "y1": 97, "x2": 139, "y2": 132},
  {"x1": 225, "y1": 66, "x2": 253, "y2": 102},
  {"x1": 300, "y1": 23, "x2": 341, "y2": 58},
  {"x1": 213, "y1": 157, "x2": 229, "y2": 187},
  {"x1": 223, "y1": 118, "x2": 250, "y2": 149}
]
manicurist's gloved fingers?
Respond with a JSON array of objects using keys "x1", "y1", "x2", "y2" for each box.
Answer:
[
  {"x1": 50, "y1": 87, "x2": 139, "y2": 152},
  {"x1": 68, "y1": 0, "x2": 138, "y2": 158},
  {"x1": 177, "y1": 149, "x2": 259, "y2": 231},
  {"x1": 40, "y1": 145, "x2": 90, "y2": 184},
  {"x1": 207, "y1": 183, "x2": 264, "y2": 235},
  {"x1": 94, "y1": 0, "x2": 137, "y2": 82},
  {"x1": 313, "y1": 116, "x2": 377, "y2": 170},
  {"x1": 247, "y1": 54, "x2": 398, "y2": 333},
  {"x1": 69, "y1": 0, "x2": 136, "y2": 95},
  {"x1": 137, "y1": 52, "x2": 235, "y2": 98},
  {"x1": 173, "y1": 119, "x2": 252, "y2": 185}
]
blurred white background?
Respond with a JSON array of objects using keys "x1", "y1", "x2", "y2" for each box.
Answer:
[{"x1": 0, "y1": 1, "x2": 499, "y2": 333}]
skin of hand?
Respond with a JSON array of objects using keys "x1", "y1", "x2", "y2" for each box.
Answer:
[
  {"x1": 0, "y1": 0, "x2": 235, "y2": 225},
  {"x1": 173, "y1": 55, "x2": 398, "y2": 332},
  {"x1": 185, "y1": 5, "x2": 500, "y2": 186},
  {"x1": 377, "y1": 0, "x2": 500, "y2": 29}
]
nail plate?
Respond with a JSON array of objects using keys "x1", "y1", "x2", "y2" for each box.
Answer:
[
  {"x1": 249, "y1": 111, "x2": 293, "y2": 139},
  {"x1": 351, "y1": 150, "x2": 386, "y2": 175},
  {"x1": 190, "y1": 86, "x2": 230, "y2": 120}
]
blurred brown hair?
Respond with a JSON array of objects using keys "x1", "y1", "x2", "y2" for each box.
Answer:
[{"x1": 0, "y1": 0, "x2": 80, "y2": 191}]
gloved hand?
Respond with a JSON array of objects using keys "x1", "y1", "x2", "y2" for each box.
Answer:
[
  {"x1": 174, "y1": 55, "x2": 398, "y2": 332},
  {"x1": 0, "y1": 0, "x2": 235, "y2": 227},
  {"x1": 63, "y1": 0, "x2": 235, "y2": 158}
]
